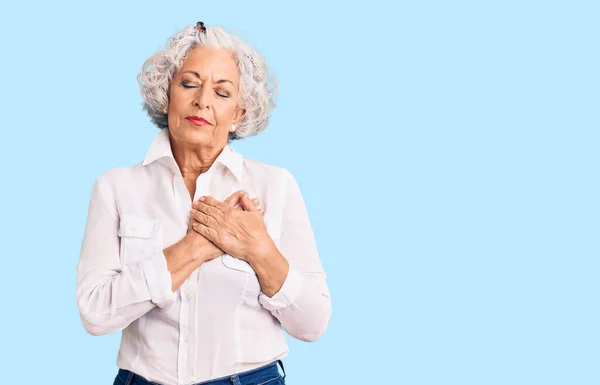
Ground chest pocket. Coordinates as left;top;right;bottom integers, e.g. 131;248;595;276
117;216;162;264
220;215;283;274
221;254;257;275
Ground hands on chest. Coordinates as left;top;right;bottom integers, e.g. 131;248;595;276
178;190;288;297
189;190;274;264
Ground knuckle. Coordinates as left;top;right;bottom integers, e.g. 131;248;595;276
199;224;209;236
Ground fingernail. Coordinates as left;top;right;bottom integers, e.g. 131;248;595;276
199;197;205;201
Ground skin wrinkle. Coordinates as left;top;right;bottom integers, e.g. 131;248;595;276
76;25;330;384
161;39;291;348
167;46;245;191
159;47;262;293
191;195;289;297
138;24;278;137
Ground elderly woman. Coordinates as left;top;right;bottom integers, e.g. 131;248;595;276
76;21;331;385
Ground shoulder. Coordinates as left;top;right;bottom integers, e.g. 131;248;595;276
242;157;294;182
242;158;304;201
93;161;148;191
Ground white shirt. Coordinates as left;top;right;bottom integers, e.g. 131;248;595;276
76;129;332;385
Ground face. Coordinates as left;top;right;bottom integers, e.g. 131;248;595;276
166;46;244;149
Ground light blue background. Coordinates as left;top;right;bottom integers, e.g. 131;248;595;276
0;1;598;384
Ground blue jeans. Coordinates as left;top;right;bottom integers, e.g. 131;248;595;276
113;360;286;385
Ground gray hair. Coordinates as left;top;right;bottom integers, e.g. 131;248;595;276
137;23;278;141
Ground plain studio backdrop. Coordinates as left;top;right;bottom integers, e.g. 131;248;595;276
0;1;597;384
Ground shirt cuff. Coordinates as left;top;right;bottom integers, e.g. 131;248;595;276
141;251;177;309
258;266;305;311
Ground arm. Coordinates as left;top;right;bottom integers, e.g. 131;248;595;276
166;232;223;292
76;175;215;336
250;169;332;342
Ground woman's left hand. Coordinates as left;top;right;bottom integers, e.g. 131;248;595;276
190;192;273;262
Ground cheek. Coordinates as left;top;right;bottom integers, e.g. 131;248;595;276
214;102;238;125
168;90;185;113
166;92;187;130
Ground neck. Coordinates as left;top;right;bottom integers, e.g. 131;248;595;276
170;135;227;180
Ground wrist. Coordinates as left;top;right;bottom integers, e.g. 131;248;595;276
248;246;289;297
182;233;223;265
181;234;207;264
247;239;277;265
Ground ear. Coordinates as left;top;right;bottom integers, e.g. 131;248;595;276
233;107;245;124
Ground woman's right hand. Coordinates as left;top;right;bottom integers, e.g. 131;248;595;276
183;190;262;264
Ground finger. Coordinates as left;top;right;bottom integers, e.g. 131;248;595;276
247;197;260;209
190;208;220;227
238;197;259;212
241;192;259;212
198;195;223;209
188;218;200;233
192;222;218;242
223;190;246;208
193;200;225;219
259;208;264;216
188;215;198;229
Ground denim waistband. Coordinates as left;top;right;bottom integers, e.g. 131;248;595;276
116;360;285;385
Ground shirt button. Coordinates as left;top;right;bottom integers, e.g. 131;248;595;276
185;336;189;343
187;294;192;301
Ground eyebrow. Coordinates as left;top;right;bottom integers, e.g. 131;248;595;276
181;71;235;86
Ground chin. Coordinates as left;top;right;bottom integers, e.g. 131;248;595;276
185;128;209;138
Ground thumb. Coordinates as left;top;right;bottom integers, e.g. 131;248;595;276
223;190;245;208
241;192;259;212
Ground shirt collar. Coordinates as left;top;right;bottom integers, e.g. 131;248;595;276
143;129;244;180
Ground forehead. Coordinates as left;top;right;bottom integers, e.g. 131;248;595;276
178;46;239;84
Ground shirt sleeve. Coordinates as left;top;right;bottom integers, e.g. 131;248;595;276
76;175;177;336
258;169;332;342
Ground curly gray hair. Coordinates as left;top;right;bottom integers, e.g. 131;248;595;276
137;23;278;141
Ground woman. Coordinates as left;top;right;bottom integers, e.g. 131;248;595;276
76;21;332;385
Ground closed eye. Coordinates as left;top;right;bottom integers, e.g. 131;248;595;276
181;81;230;98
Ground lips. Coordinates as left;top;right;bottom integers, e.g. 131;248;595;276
185;116;211;126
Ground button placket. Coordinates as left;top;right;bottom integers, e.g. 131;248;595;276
177;287;191;384
194;170;211;202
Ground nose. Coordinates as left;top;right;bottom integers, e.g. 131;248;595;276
193;85;211;110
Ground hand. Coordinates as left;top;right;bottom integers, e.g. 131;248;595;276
183;190;261;264
190;192;272;262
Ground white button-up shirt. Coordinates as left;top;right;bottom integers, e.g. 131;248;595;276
76;129;332;385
